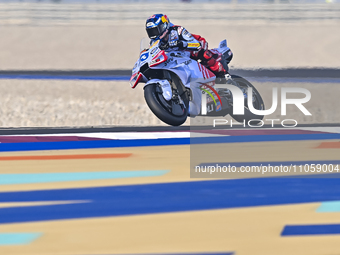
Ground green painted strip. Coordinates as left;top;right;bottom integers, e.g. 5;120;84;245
0;233;41;245
0;170;170;185
317;201;340;212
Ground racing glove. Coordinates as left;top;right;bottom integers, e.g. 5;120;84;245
159;41;169;50
168;40;188;50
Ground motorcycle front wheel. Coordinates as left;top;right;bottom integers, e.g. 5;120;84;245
144;84;188;126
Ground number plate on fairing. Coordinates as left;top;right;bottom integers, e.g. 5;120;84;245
140;52;149;63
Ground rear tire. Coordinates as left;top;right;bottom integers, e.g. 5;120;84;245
229;75;265;124
144;84;188;126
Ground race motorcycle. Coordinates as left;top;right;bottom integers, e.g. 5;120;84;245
130;38;265;126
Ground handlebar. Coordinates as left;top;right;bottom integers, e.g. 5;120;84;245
159;41;169;50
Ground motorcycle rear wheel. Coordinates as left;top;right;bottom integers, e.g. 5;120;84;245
229;75;265;124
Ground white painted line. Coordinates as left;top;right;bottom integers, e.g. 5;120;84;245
0;200;90;208
298;127;340;134
0;132;191;140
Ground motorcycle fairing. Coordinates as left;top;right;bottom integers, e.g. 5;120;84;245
131;40;218;89
130;72;147;88
130;39;228;116
216;39;231;55
149;50;168;67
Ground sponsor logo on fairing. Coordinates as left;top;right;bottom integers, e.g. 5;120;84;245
184;59;192;65
220;40;227;48
200;83;223;112
140;52;149;61
150;47;160;56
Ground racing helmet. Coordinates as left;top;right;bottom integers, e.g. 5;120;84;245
145;14;170;40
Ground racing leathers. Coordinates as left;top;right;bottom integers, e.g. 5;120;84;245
155;25;229;77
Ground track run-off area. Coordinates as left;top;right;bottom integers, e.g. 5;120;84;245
0;124;339;255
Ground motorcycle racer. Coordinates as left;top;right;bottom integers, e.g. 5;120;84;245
145;14;232;78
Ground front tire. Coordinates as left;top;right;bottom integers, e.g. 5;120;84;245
144;84;188;126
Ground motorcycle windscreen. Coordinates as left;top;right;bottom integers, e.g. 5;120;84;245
140;38;150;53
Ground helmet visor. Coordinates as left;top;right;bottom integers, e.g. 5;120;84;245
146;26;161;39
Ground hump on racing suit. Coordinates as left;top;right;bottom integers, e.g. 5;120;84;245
152;24;231;78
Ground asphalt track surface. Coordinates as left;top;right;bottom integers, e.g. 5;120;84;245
0;123;340;135
0;123;339;255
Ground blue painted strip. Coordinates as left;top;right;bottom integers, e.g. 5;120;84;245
317;201;340;212
199;160;340;168
282;224;340;236
0;233;41;245
0;138;190;152
2;177;340;224
0;74;129;81
0;133;340;152
0;170;169;185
